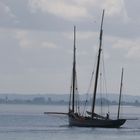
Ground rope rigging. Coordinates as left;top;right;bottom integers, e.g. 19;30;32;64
102;49;110;114
82;44;110;117
82;51;98;116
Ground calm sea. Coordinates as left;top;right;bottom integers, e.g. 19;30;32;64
0;104;140;140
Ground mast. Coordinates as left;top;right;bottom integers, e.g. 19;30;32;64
117;68;124;119
72;26;76;112
91;10;105;118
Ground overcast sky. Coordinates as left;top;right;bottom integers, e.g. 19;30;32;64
0;0;140;95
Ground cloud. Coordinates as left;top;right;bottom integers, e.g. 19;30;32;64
28;0;129;22
0;1;17;20
102;0;128;20
15;30;57;49
15;30;31;48
109;36;140;59
63;31;98;40
28;0;90;20
42;41;57;49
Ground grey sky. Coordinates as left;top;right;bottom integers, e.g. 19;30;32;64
0;0;140;95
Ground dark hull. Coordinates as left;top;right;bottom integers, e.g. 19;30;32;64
69;115;126;128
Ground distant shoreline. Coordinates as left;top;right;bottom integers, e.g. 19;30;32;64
0;93;140;106
0;99;140;106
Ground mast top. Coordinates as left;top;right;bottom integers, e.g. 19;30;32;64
100;10;105;30
99;9;105;41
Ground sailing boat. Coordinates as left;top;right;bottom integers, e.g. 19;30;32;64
68;10;126;128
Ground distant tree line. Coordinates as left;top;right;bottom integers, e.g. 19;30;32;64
0;96;140;106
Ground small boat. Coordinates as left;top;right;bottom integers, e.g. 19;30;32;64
68;9;126;128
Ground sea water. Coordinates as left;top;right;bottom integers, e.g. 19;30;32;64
0;104;140;140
